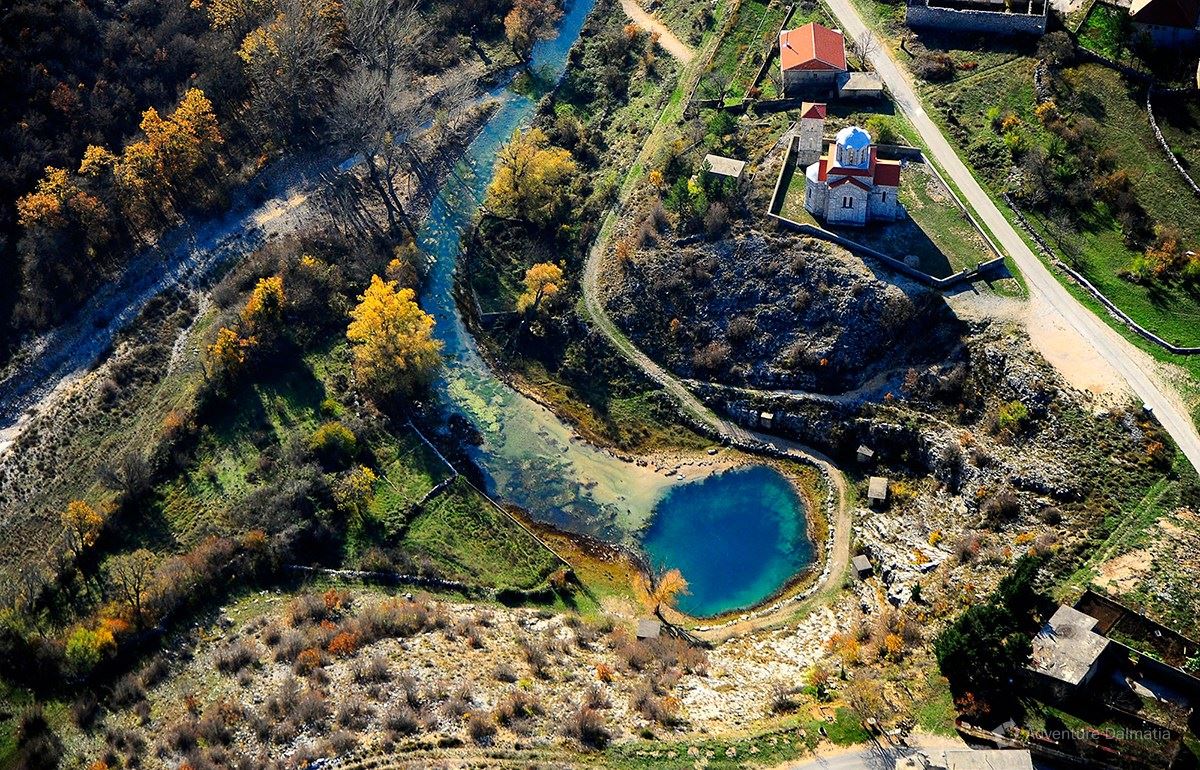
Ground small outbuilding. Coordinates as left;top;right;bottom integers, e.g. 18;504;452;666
867;476;889;507
636;618;662;640
1026;605;1112;702
852;554;874;579
703;153;747;181
836;71;884;99
856;444;875;464
759;411;775;429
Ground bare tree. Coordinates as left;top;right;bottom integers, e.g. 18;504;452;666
108;549;158;628
97;449;151;500
343;0;426;76
851;30;879;70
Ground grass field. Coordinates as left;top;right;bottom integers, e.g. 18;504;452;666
400;477;561;590
929;60;1200;347
701;0;789;105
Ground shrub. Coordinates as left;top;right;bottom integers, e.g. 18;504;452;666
703;202;730;238
583;684;611;710
770;680;803;713
215;638;258;675
71;695;100;730
996;400;1029;433
139;655;170;688
495;689;544;726
493;662;518;682
266;677;302;720
294;689;330;726
443;685;474;719
327;631;359;657
109;674;145;709
335;694;371;730
383;703;421;736
308;422;357;468
326;730;359;754
273;630;307;662
691;340;730;373
519;637;551;678
564;705;610;749
981;489;1021;522
288;593;331;627
466;711;497;744
294;648;324;675
352;653;391;683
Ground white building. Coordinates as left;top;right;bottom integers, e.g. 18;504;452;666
804;124;902;226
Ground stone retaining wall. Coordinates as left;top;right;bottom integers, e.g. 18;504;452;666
905;1;1047;35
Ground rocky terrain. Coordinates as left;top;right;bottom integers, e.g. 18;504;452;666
603;227;964;394
59;587;865;769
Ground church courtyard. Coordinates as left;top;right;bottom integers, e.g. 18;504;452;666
777;148;992;279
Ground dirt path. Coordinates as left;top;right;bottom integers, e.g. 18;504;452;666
578;17;852;643
821;0;1200;474
620;0;694;62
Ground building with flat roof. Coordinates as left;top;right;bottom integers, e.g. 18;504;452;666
1027;605;1112;701
703;154;747;181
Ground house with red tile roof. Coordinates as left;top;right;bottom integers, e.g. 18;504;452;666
779;22;847;95
803;125;902;226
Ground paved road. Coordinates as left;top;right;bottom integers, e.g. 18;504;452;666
621;0;695;62
822;0;1200;474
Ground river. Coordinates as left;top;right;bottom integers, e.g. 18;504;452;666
416;0;816;617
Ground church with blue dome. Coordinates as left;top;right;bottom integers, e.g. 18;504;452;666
802;120;903;227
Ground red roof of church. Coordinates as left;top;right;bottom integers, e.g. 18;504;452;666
800;102;827;119
780;23;847;72
816;147;901;187
874;159;901;187
830;176;872;191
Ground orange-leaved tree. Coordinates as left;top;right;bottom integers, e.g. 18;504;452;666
517;262;564;314
633;568;689;616
346;275;442;401
485;128;576;226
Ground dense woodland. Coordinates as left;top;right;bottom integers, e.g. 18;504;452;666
0;0;518;361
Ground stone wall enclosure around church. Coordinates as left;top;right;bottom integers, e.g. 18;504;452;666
767;135;1006;290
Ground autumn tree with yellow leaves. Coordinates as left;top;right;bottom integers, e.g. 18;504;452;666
205;327;256;384
346;275;442;401
62;500;105;559
485;128;577;226
241;275;286;342
517;262;564;314
633;568;689;617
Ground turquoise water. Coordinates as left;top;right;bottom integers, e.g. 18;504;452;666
413;0;816;613
642;467;814;618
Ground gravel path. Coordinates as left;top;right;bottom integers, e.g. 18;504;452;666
620;0;695;62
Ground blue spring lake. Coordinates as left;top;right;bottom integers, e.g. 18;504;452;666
641;466;815;618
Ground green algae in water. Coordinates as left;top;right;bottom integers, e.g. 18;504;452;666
642;466;814;618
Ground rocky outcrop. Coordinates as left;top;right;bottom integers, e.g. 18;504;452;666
605;228;965;394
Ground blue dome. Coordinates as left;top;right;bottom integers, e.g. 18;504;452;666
835;125;871;150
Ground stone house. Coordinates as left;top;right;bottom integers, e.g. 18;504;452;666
779;23;847;95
